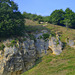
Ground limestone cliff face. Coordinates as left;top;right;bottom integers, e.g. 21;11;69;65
0;30;63;75
0;39;36;75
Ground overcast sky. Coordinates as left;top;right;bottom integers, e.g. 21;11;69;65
13;0;75;16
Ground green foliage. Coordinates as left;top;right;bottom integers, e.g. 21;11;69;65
6;40;18;47
15;38;19;42
64;8;75;28
23;12;44;22
48;8;75;29
43;16;50;22
49;9;65;25
6;43;12;47
7;40;16;47
43;33;50;40
0;44;5;50
59;36;62;40
29;34;35;40
50;31;56;37
23;8;75;29
63;19;71;29
11;40;16;44
39;36;43;39
0;0;25;37
66;38;69;42
56;40;59;46
23;38;27;41
49;34;52;39
25;25;37;33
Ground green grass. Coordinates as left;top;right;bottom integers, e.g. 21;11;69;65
6;40;18;47
22;19;75;75
25;19;75;41
22;45;75;75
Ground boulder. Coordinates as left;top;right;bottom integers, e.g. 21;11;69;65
48;37;63;55
66;39;75;48
4;46;18;57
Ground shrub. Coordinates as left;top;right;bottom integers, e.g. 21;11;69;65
11;40;16;44
50;31;56;37
23;38;27;41
6;40;17;47
29;34;35;40
39;36;43;39
49;34;52;39
6;43;13;47
15;38;19;42
43;33;50;40
0;44;5;50
56;40;59;46
0;0;25;37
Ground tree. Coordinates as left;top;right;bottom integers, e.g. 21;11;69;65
36;15;43;23
43;16;50;22
22;12;44;23
22;12;29;19
64;8;75;28
48;8;75;29
64;19;71;30
49;9;65;25
0;0;25;37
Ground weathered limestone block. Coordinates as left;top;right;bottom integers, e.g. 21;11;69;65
41;30;48;33
48;37;63;55
0;51;3;57
4;46;18;57
35;39;45;57
67;39;75;48
29;40;35;50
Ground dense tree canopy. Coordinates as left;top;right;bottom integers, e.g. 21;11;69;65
22;12;44;23
0;0;25;37
50;9;65;25
48;9;65;25
64;8;75;28
48;8;75;28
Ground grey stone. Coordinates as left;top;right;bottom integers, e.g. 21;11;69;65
4;46;18;57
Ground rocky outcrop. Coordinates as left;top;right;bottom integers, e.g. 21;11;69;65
66;38;75;48
0;39;36;75
0;30;63;75
49;37;63;55
35;31;63;56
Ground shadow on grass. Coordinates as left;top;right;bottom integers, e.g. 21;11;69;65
62;42;67;50
30;57;42;69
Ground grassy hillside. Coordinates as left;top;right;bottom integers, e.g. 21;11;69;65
25;19;75;42
22;19;75;75
22;46;75;75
